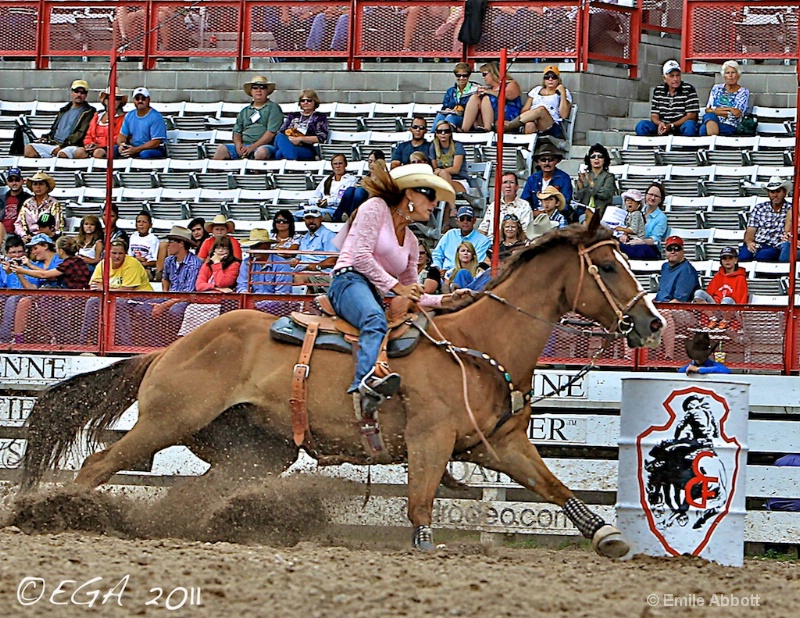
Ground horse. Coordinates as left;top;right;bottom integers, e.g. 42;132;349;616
20;226;664;556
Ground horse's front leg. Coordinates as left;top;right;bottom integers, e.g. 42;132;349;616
471;429;630;559
405;425;455;551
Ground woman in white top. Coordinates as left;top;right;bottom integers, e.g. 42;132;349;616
505;65;573;139
309;152;359;221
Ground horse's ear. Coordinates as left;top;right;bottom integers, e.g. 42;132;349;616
585;208;601;237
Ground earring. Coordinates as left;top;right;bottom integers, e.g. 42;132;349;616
408;202;415;212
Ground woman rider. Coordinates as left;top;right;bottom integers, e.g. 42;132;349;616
328;164;455;417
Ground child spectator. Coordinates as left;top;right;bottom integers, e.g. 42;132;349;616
694;246;748;305
196;236;241;292
447;241;479;291
536;187;568;228
12;235;89;289
77;214;104;271
36;213;58;241
105;203;129;245
188;217;209;252
615;189;646;242
197;214;242;260
678;332;731;375
128;210;160;276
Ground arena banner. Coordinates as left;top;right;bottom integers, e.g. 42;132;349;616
617;378;749;566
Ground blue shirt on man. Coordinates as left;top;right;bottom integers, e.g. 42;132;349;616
655;259;699;302
296;225;338;269
120;109;168;147
391;140;429;166
521;168;574;214
432;228;491;273
162;252;202;292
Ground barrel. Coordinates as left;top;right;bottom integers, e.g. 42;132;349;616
616;377;749;566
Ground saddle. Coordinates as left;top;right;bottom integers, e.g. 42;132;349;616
269;295;427;463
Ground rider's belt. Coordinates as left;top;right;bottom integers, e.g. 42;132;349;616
332;266;357;278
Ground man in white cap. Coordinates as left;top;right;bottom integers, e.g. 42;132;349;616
213;75;284;161
24;79;96;159
291;205;338;290
115;87;167;159
635;60;699;137
740;176;791;262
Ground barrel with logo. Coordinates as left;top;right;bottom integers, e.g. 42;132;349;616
616;377;749;566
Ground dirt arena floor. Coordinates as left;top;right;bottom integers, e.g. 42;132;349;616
0;478;798;617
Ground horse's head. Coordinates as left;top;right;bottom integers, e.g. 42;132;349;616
568;232;664;348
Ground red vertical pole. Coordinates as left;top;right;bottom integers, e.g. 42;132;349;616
37;0;48;69
491;48;507;277
783;74;800;373
681;0;692;73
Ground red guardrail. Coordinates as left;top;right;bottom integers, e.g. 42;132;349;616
642;0;682;35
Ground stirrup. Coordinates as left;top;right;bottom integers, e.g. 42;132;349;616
358;372;401;403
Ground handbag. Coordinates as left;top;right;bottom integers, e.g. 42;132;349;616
735;113;758;136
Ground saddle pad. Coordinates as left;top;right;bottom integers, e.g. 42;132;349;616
270;314;427;358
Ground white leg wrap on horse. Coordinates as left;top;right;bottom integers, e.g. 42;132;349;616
563;497;605;539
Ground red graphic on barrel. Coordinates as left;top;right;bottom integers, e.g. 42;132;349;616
636;386;742;556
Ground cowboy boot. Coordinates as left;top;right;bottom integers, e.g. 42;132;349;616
504;116;524;133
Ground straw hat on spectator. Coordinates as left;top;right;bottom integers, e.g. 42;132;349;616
241;228;276;247
204;214;235;233
99;87;128;106
243;75;276;97
390;163;456;205
525;212;557;240
26;171;56;193
536;186;566;211
165;225;196;248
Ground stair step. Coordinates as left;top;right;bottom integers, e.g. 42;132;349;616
608;117;639;132
586;130;626;148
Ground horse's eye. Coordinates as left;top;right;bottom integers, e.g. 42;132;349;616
600;263;615;274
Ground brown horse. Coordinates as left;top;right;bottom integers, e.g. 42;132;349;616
20;226;663;556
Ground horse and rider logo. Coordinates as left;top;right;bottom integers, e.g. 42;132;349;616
636;386;742;556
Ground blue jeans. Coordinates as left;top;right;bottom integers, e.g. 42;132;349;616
267;132;317;161
779;241;799;263
332;186;369;221
620;243;661;260
113;145;166;159
739;244;780;262
699;113;737;136
635;119;698;137
433;112;463;130
306;13;349;51
328;271;386;392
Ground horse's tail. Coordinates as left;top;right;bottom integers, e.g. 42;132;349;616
19;351;162;492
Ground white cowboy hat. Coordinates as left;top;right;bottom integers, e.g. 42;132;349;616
764;176;791;192
525;212;557;240
243;75;276;97
390;163;456;205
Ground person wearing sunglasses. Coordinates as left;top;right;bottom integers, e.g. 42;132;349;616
574;143;617;223
329;163;459;423
115;87;168;159
505;65;572;139
431;204;491;274
263;89;328;161
520;144;574;220
429;120;470;220
654;236;700;303
461;61;522;133
391;116;429;169
0;167;31;245
213;76;285;161
23;79;96;159
433;63;481;132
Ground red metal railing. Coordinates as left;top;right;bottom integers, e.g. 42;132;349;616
642;0;682;35
11;0;639;73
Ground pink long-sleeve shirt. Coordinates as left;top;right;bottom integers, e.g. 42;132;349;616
334;197;441;308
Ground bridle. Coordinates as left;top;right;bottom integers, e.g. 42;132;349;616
573;240;647;336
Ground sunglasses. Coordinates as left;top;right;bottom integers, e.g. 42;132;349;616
454;73;470;78
250;84;268;90
503;214;520;222
481;71;489;77
665;245;683;252
72;88;88;94
544;74;559;80
412;187;437;201
435;129;452;135
7;176;22;182
410;124;426;130
274;218;289;223
589;153;604;160
458;216;474;222
134;95;147;101
538;157;556;163
299;98;313;103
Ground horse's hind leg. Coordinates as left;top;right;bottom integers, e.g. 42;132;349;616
472;430;629;559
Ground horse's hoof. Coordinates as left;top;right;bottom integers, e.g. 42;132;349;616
592;525;630;559
412;525;435;551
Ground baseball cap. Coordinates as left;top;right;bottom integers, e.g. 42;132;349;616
36;213;55;228
6;167;22;180
302;206;322;218
543;65;560;77
25;233;53;247
665;235;684;248
662;60;681;76
719;246;737;258
70;80;89;91
132;87;151;98
456;205;475;219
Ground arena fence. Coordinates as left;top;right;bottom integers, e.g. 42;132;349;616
0;360;796;547
642;0;682;35
3;0;641;72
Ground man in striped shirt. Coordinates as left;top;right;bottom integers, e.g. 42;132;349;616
635;60;699;137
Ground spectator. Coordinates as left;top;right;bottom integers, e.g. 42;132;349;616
291;206;338;291
619;182;669;260
700;61;750;137
115;87;168;159
432;205;491;272
408;151;430;164
574;143;617;222
213;76;284;161
536;187;568;229
521;145;574;219
694;247;748;305
461;61;523;132
635;60;699;137
106;203;129;246
236;228;279;293
1;236;27;289
128;210;160;276
615;189;646;242
15;172;64;241
187;217;209;251
447;241;479;291
265;89;328;161
195;236;241;293
23;79;95;158
73;87;127;159
263;209;301;294
305;153;359;221
655;236;699;303
35;213;57;241
479;171;532;239
391;117;429;169
305;7;349;51
76;214;104;271
482;213;526;265
417;243;442;294
429;121;469;209
505;65;573;139
10;233;63;289
333;150;385;222
89;239;152;291
740;176;791;262
433;63;481;131
197;215;243;260
678;331;731;375
765;454;800;512
0;166;31;245
13;236;89;289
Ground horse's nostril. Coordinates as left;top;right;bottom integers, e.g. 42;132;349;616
650;319;663;333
